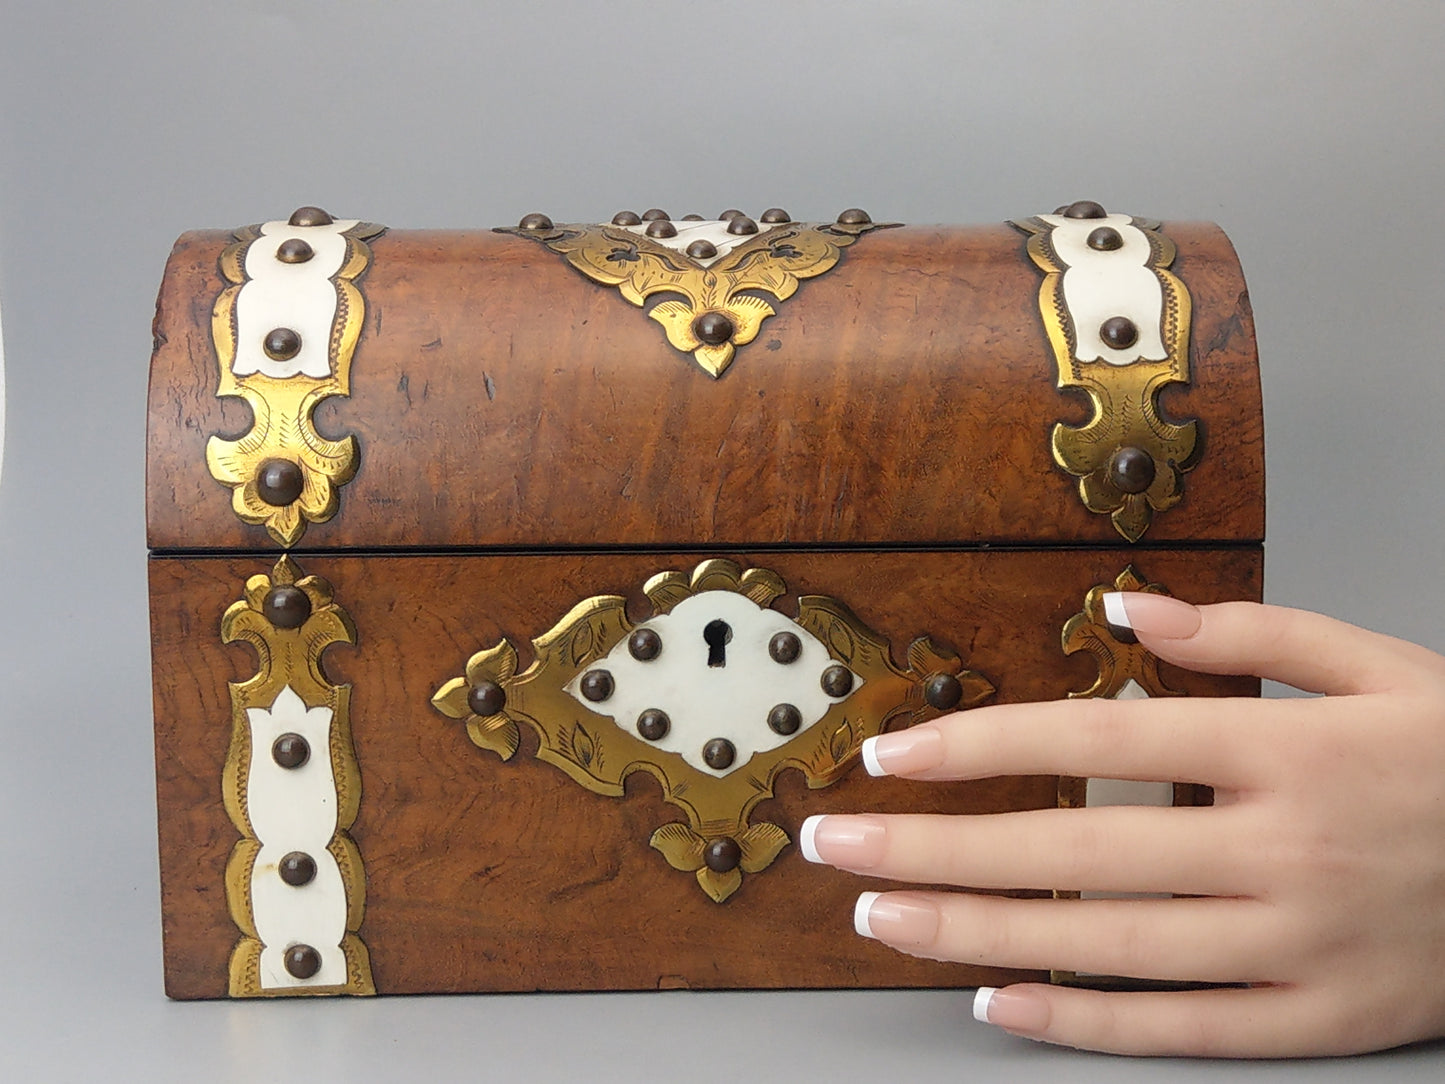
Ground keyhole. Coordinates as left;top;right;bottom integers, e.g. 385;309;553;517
704;620;732;668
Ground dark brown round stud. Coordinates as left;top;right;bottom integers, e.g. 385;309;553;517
641;208;670;221
1062;200;1107;220
283;944;322;979
255;458;304;507
1100;315;1139;351
836;208;872;225
467;680;507;717
718;209;745;220
580;669;614;702
703;738;736;770
726;216;758;236
1087;226;1124;252
263;327;301;361
767;703;802;736
262;585;312;630
628;628;662;661
276;238;314;264
769;631;801;664
703;836;742;873
760;208;791;224
518;213;553;230
685;239;719;260
636;709;670;741
1108;446;1156;494
272;733;310;769
278;851;317;887
692;312;734;346
680;213;705;221
1053;205;1070;215
611;210;642;226
288;206;333;227
645;219;677;238
821;664;854;698
923;673;963;711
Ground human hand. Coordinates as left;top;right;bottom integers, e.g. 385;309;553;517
800;595;1445;1057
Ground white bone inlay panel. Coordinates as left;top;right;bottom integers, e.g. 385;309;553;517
1039;213;1167;366
245;685;348;989
233;218;361;380
615;220;783;268
566;590;860;777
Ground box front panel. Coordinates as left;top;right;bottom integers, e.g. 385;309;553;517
151;547;1260;999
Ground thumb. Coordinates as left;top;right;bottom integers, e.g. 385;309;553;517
1103;594;1437;697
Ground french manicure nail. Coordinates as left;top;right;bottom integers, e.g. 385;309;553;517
861;726;944;777
854;891;940;945
1102;591;1202;640
799;814;886;868
973;986;1051;1034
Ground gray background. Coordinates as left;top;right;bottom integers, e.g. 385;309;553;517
2;0;1443;1079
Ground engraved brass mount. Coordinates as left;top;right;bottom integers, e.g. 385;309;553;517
433;558;994;902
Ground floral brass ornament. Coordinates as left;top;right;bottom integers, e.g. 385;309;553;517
1013;209;1199;542
221;555;374;997
206;212;385;546
503;215;896;377
433;558;993;902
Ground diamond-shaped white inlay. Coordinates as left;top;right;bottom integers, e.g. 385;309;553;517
614;220;783;268
565;590;860;777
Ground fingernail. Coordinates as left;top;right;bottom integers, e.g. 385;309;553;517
854;891;940;945
973;986;1051;1034
1102;591;1201;641
799;814;885;868
861;726;944;777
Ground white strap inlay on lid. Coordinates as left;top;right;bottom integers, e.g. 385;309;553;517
244;685;349;989
1039;213;1167;366
615;219;783;267
233;219;361;380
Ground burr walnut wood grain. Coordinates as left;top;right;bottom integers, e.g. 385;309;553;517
146;223;1262;552
152;547;1260;999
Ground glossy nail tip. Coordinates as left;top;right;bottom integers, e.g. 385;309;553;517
861;736;885;776
854;891;882;939
973;986;997;1024
799;814;824;864
1102;591;1131;630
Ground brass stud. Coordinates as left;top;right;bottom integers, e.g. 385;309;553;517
645;219;677;239
1087;226;1124;252
636;709;670;741
703;836;742;873
1100;315;1139;351
703;738;736;770
923;673;963;711
692;312;734;346
685;239;719;260
271;733;310;769
263;327;301;361
580;669;614;702
760;208;791;224
1108;446;1156;495
821;665;854;698
1062;200;1107;220
262;585;312;630
518;213;553;230
726;216;758;236
276;238;314;264
611;210;642;226
718;209;745;220
680;213;705;221
628;628;662;661
836;208;872;225
283;944;322;979
769;632;801;664
278;851;317;887
255;458;304;507
641;208;670;221
287;206;333;228
767;703;802;736
467;680;506;716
